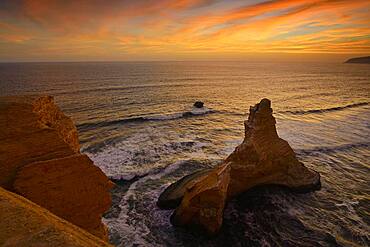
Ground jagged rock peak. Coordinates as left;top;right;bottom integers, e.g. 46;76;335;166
244;98;277;140
158;98;321;235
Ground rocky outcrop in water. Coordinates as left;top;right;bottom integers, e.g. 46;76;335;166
345;56;370;64
193;101;204;108
0;187;112;247
159;98;321;234
225;98;320;196
157;169;211;209
171;163;231;235
0;95;112;240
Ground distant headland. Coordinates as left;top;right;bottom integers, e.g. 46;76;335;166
345;56;370;64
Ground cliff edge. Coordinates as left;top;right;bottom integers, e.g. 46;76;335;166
0;95;112;240
0;187;112;247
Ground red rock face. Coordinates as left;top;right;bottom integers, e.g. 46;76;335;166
0;95;112;240
0;96;77;189
14;154;112;239
169;98;321;234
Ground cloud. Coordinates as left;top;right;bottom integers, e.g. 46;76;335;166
0;0;369;60
20;0;215;30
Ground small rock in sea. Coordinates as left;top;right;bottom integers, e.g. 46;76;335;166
193;101;204;108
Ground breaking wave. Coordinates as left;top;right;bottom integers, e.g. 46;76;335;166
296;142;370;156
280;102;369;115
77;107;216;132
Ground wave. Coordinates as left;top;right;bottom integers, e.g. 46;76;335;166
77;107;216;132
54;80;218;96
296;142;369;156
280;102;369;115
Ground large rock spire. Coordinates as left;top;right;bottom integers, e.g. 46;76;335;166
159;98;321;234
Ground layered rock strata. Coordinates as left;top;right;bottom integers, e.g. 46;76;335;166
157;169;212;209
225;98;320;196
171;163;230;235
0;187;112;247
160;98;321;234
0;95;112;240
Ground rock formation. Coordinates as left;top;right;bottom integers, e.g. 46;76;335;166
0;95;112;240
13;154;112;239
0;95;79;189
157;169;211;209
159;98;321;234
171;163;230;235
225;98;320;196
193;101;204;108
345;56;370;64
0;187;112;247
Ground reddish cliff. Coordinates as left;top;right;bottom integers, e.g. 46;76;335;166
0;95;112;240
14;154;112;239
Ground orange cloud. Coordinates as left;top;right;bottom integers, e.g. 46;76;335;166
17;0;215;33
0;0;369;61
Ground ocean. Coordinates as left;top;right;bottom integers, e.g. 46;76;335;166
0;61;369;246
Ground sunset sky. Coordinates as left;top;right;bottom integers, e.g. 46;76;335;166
0;0;369;62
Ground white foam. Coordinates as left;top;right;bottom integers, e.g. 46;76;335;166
102;159;191;247
190;106;212;115
85;126;212;179
335;201;359;208
144;112;183;120
140;107;213;121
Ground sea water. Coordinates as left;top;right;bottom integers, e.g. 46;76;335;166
1;61;369;246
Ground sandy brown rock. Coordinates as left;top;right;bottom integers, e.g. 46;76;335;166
226;98;320;196
0;95;112;240
0;187;112;247
157;169;212;209
171;163;230;235
0;95;79;189
32;95;80;153
166;98;320;234
14;154;112;240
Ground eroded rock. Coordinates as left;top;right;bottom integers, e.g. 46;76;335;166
0;187;112;247
14;154;112;239
226;98;320;197
0;95;112;240
171;163;230;235
193;101;204;108
162;98;321;234
157;169;212;209
0;95;79;189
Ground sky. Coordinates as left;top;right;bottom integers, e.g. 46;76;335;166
0;0;369;62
